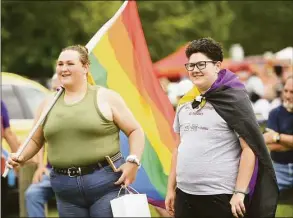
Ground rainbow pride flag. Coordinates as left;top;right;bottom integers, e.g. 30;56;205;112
86;1;176;207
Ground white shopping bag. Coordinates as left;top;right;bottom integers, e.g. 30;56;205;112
110;186;151;217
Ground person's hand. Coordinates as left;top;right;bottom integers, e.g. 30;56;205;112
6;153;25;169
165;188;176;216
263;130;276;144
32;166;49;184
230;193;246;218
114;162;139;186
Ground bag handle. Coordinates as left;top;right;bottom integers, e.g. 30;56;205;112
117;185;139;197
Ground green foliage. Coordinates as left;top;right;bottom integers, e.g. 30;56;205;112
1;1;120;79
137;1;234;61
1;1;293;79
227;1;293;55
276;204;293;217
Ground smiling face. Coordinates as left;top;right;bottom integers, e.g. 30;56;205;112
56;50;88;88
186;52;221;92
283;77;293;112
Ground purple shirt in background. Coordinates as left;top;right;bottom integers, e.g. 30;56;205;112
1;100;10;129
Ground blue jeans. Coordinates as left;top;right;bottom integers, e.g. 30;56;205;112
273;161;293;191
50;158;125;217
25;169;55;217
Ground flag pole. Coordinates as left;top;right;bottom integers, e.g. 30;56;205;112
2;87;64;178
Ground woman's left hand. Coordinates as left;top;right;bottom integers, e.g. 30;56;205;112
114;162;139;186
230;193;246;218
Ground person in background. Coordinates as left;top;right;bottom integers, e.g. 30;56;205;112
25;74;60;217
270;65;284;110
1;100;20;217
264;76;293;191
245;72;272;120
245;72;265;104
176;78;194;101
166;79;194;111
7;44;145;217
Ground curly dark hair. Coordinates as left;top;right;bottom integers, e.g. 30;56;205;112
185;37;223;62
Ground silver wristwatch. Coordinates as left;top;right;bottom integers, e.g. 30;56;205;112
126;155;141;168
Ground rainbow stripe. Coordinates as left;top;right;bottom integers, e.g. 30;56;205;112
86;1;176;206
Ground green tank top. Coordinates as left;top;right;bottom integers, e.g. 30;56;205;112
43;85;120;168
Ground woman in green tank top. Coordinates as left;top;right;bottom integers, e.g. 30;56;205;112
7;45;145;217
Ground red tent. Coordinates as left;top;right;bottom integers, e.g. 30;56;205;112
153;44;252;79
153;44;189;79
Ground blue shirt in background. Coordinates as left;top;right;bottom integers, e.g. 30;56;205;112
267;105;293;164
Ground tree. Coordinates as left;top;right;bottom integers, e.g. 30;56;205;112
2;1;292;79
137;1;234;61
1;1;121;79
227;1;293;55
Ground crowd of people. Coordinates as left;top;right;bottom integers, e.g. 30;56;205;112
2;38;293;218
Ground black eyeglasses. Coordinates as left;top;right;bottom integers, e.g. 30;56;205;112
184;61;217;71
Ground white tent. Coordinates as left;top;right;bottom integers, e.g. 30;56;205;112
275;47;293;60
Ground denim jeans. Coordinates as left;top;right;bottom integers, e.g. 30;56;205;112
25;169;55;217
273;161;293;191
50;158;125;217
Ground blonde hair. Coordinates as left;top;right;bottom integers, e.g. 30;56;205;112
62;45;90;66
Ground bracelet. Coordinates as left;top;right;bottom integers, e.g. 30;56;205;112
233;190;247;195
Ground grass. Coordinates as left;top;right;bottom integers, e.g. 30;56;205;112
276;204;293;217
48;209;58;217
48;204;293;217
48;204;161;217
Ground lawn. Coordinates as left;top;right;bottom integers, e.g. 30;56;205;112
48;204;293;217
48;204;162;217
276;204;293;217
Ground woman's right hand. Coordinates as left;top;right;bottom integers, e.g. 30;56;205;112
165;188;176;216
6;153;25;169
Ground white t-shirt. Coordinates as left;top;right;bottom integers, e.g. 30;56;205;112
173;102;241;195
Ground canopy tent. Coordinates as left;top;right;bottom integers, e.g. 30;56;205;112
275;47;293;65
153;44;189;79
153;43;250;79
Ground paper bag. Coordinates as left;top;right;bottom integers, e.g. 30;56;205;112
110;186;151;217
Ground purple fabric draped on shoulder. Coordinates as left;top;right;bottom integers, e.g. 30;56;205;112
209;69;245;92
